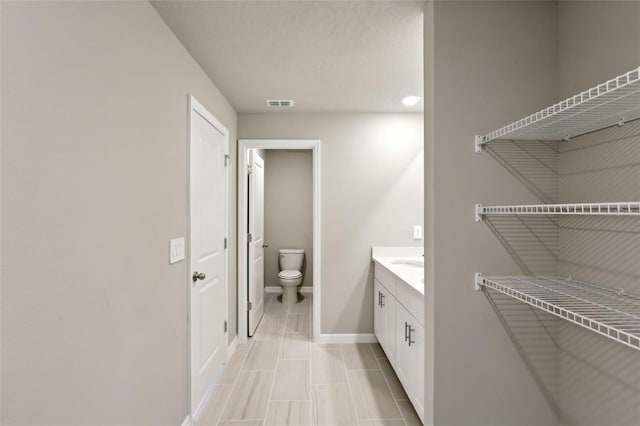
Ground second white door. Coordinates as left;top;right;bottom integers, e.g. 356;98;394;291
248;150;265;336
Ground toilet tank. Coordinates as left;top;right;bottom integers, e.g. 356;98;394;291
279;249;305;271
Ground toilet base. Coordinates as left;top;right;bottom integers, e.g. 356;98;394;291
278;292;304;304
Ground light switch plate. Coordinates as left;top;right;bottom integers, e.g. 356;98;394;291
170;238;185;264
413;225;423;240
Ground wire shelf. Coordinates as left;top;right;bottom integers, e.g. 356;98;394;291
475;202;640;221
475;275;640;351
475;66;640;149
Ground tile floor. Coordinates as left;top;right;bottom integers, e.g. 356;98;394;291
195;293;422;426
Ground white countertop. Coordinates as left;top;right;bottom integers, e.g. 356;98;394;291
372;247;424;295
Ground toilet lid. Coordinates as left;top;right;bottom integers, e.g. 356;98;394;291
278;270;302;279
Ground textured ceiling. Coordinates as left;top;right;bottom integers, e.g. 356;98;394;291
151;0;424;113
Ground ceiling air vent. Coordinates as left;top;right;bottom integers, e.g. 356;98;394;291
266;99;295;108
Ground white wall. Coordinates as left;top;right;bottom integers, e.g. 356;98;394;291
1;2;237;424
264;150;314;288
239;113;423;334
425;2;560;425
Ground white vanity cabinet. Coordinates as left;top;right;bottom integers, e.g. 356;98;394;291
373;260;424;423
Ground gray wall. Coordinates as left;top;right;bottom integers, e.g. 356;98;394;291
557;3;640;425
558;1;640;100
1;2;237;424
425;2;560;425
239;113;423;334
423;1;435;422
264;150;314;288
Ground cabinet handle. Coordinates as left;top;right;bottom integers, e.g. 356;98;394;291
380;293;385;307
404;322;409;342
408;324;415;346
377;291;381;307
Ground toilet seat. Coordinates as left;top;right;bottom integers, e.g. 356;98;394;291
278;270;302;279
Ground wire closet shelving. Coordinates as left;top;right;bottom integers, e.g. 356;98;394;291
475;202;640;222
474;65;640;351
474;66;640;152
475;275;640;351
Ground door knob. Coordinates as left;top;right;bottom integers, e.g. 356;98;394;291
192;272;206;282
262;243;269;248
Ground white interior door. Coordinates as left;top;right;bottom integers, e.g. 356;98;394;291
248;150;265;336
190;100;227;414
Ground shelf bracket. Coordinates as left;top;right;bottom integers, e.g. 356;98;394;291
475;272;483;291
475;204;484;222
474;135;484;153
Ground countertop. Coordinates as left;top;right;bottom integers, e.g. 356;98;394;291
372;246;424;295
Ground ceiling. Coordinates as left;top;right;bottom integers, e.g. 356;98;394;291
151;0;424;113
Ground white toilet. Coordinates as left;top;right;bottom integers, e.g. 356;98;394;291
278;249;305;304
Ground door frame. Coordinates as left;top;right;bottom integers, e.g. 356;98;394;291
188;95;230;419
238;139;322;344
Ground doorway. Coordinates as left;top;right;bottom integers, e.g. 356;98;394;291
238;139;321;344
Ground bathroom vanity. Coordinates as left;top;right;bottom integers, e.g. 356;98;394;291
372;247;424;423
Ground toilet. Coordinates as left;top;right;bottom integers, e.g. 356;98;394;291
278;249;305;304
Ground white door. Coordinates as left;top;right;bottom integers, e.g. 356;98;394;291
248;150;265;336
382;285;396;365
374;280;384;348
190;98;228;414
394;304;412;393
410;322;425;423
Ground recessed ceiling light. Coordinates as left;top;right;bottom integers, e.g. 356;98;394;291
401;96;421;106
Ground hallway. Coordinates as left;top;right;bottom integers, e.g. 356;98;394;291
195;293;422;425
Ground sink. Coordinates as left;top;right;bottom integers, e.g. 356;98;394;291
392;259;424;267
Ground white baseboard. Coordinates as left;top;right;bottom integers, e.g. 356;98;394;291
318;333;377;344
189;336;238;425
193;366;224;422
265;286;313;294
227;335;238;360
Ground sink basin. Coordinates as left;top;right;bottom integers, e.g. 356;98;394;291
392;259;424;267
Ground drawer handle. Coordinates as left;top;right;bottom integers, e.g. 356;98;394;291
380;293;385;307
407;324;415;346
378;291;381;307
404;322;409;342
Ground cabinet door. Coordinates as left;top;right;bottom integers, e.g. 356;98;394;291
408;320;425;423
394;304;412;392
374;280;385;349
396;303;425;423
381;284;396;364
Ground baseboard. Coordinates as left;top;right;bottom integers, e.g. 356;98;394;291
318;333;377;344
189;337;238;425
265;286;313;294
227;335;238;360
192;375;219;422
